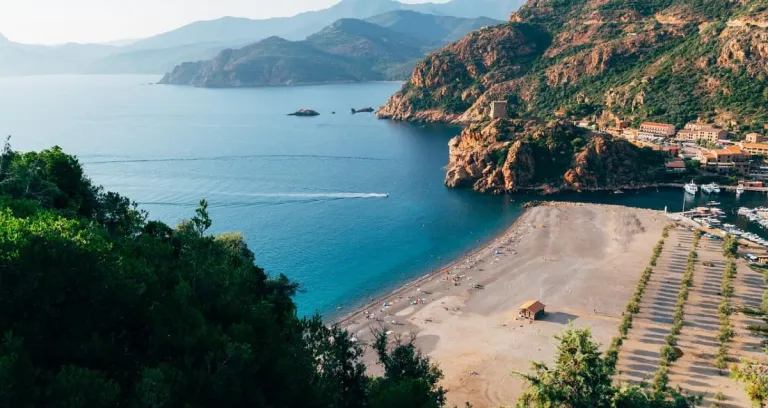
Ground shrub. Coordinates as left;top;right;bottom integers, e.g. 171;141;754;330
660;345;678;363
619;314;633;336
718;301;731;317
665;333;678;347
713;391;726;401
716;257;736;368
693;229;703;247
652;365;670;394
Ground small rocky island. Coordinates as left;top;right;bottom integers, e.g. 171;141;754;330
288;109;320;117
351;107;374;114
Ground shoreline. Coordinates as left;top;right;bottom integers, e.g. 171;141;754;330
334;201;659;327
339;202;670;407
333;207;531;326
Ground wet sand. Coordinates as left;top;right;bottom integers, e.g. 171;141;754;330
338;202;669;407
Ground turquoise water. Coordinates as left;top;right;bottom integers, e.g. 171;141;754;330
4;75;768;317
0;75;524;316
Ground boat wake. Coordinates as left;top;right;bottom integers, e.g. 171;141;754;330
222;192;388;199
83;154;388;165
138;192;388;208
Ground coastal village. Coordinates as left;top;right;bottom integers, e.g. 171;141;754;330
487;100;768;190
586;116;768;187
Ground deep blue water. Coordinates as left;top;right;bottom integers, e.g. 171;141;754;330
3;75;768;317
0;75;523;316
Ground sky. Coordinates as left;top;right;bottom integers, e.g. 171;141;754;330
0;0;441;45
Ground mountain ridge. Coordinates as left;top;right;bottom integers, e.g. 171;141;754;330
126;0;520;51
378;0;768;131
158;19;427;87
0;0;518;76
159;13;503;87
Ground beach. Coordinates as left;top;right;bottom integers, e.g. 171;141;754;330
339;202;670;407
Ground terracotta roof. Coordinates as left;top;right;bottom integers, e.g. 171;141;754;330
519;300;546;313
640;122;675;129
741;143;768;149
666;161;686;168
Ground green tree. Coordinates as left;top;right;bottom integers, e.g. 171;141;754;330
368;330;447;408
0;144;450;407
723;234;739;258
514;327;699;408
191;199;212;237
731;360;768;407
514;326;615;407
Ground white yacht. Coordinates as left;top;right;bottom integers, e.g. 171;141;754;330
684;181;698;195
736;184;745;195
701;183;720;194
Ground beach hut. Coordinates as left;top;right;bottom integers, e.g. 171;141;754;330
518;300;546;320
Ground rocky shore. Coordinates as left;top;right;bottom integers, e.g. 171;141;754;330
443;119;665;194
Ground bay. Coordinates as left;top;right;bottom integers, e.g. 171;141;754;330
3;75;768;317
0;75;523;316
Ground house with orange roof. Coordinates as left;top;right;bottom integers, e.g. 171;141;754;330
738;142;768;156
677;122;728;143
639;122;676;138
698;146;751;174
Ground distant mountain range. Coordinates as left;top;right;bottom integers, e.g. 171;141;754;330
0;0;522;77
159;14;500;87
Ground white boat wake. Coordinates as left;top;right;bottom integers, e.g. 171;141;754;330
225;192;388;199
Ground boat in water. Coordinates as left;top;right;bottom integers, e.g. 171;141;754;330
684;181;698;195
702;183;721;194
736;184;745;195
707;201;721;206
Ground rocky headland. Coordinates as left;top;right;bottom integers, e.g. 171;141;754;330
445;119;664;193
376;0;768;194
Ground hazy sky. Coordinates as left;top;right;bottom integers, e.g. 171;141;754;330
0;0;442;45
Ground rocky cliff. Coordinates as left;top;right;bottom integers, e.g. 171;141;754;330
378;0;768;129
445;119;664;193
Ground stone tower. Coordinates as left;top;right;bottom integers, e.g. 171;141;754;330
490;101;508;120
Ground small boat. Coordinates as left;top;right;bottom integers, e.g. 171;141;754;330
684;181;698;195
736;184;745;195
702;183;721;194
613;190;624;194
707;201;721;206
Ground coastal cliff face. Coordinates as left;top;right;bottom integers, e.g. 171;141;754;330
445;119;664;193
378;0;768;128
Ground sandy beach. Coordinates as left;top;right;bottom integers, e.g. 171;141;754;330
339;202;670;407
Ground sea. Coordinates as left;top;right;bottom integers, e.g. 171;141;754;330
2;75;768;317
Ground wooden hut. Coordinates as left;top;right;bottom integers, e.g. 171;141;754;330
518;300;546;320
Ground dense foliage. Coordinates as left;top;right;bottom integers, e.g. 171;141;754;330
514;327;699;407
0;138;446;408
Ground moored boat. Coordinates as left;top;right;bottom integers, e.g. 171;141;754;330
684;181;698;195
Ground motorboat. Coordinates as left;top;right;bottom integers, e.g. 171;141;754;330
738;207;752;216
707;201;721;206
736;184;745;195
684;181;698;195
702;183;721;194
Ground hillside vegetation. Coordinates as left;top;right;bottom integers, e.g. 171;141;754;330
378;0;768;132
0;138;453;407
